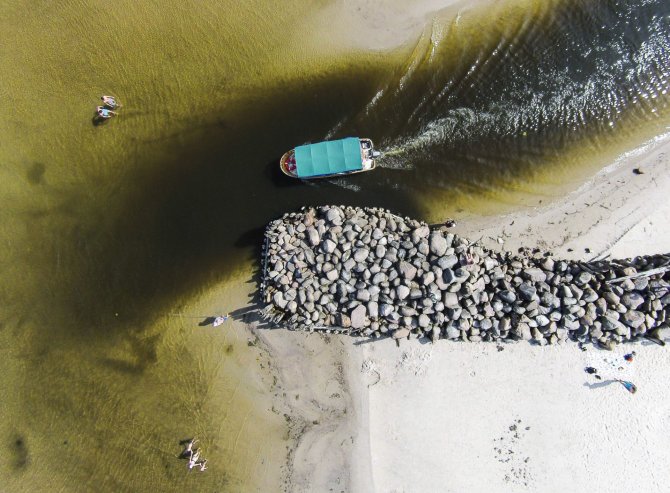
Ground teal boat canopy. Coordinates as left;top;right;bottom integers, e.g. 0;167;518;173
294;137;362;178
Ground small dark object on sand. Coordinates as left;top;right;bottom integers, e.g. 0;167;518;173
585;367;598;374
444;219;456;228
633;167;644;175
594;375;602;380
624;351;636;362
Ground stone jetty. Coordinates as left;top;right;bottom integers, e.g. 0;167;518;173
260;205;670;347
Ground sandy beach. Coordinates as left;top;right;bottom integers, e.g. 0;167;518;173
250;132;670;492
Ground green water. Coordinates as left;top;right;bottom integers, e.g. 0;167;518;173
2;0;670;490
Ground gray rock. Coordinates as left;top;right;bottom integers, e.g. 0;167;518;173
582;288;599;303
322;239;336;254
273;291;287;309
356;289;371;302
622;310;645;329
306;227;320;246
559;285;573;298
576;271;592;285
523;268;547;283
601;315;624;333
335;313;350;328
438;255;459;270
518;283;537;301
621;292;644;310
380;304;393;317
418;314;431;328
517;323;532;340
422;271;436;285
372;272;387;285
326;208;342;224
375;245;386;258
446;324;461;339
541;258;555;272
409;288;423;299
429;233;448;256
326;269;339;282
399;261;417;281
443;292;459;308
354;248;370;262
603;292;620;306
442;268;456;285
367;301;379;319
396;285;410;300
411;225;430;243
400;306;417;317
392;327;411;339
350;305;368;329
498;290;516;303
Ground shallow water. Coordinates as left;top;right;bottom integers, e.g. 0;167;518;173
1;0;669;490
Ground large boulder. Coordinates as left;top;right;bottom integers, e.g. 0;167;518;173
411;225;430;243
399;261;417;281
429;233;448;256
350;305;368;329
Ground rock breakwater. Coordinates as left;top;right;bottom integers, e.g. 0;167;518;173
260;206;670;347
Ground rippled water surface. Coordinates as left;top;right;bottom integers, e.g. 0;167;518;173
1;0;669;490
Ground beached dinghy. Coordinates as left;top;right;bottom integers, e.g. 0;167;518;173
280;137;380;179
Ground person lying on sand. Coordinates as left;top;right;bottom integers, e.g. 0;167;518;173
179;438;198;459
188;448;202;465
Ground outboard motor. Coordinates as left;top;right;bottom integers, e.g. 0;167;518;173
372;151;381;158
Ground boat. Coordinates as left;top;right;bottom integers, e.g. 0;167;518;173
280;137;380;179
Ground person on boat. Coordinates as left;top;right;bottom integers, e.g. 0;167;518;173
287;154;297;172
101;95;118;109
96;106;116;119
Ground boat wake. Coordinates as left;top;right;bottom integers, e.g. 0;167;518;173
348;0;670;189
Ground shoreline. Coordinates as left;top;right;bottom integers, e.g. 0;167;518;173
250;131;670;492
350;131;670;491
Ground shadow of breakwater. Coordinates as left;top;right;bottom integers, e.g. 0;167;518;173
16;67;426;351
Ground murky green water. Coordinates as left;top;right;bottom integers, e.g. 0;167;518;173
2;0;669;490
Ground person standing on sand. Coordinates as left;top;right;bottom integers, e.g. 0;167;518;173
616;379;637;394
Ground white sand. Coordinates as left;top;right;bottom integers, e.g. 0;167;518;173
345;134;670;492
308;0;473;51
254;132;670;492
